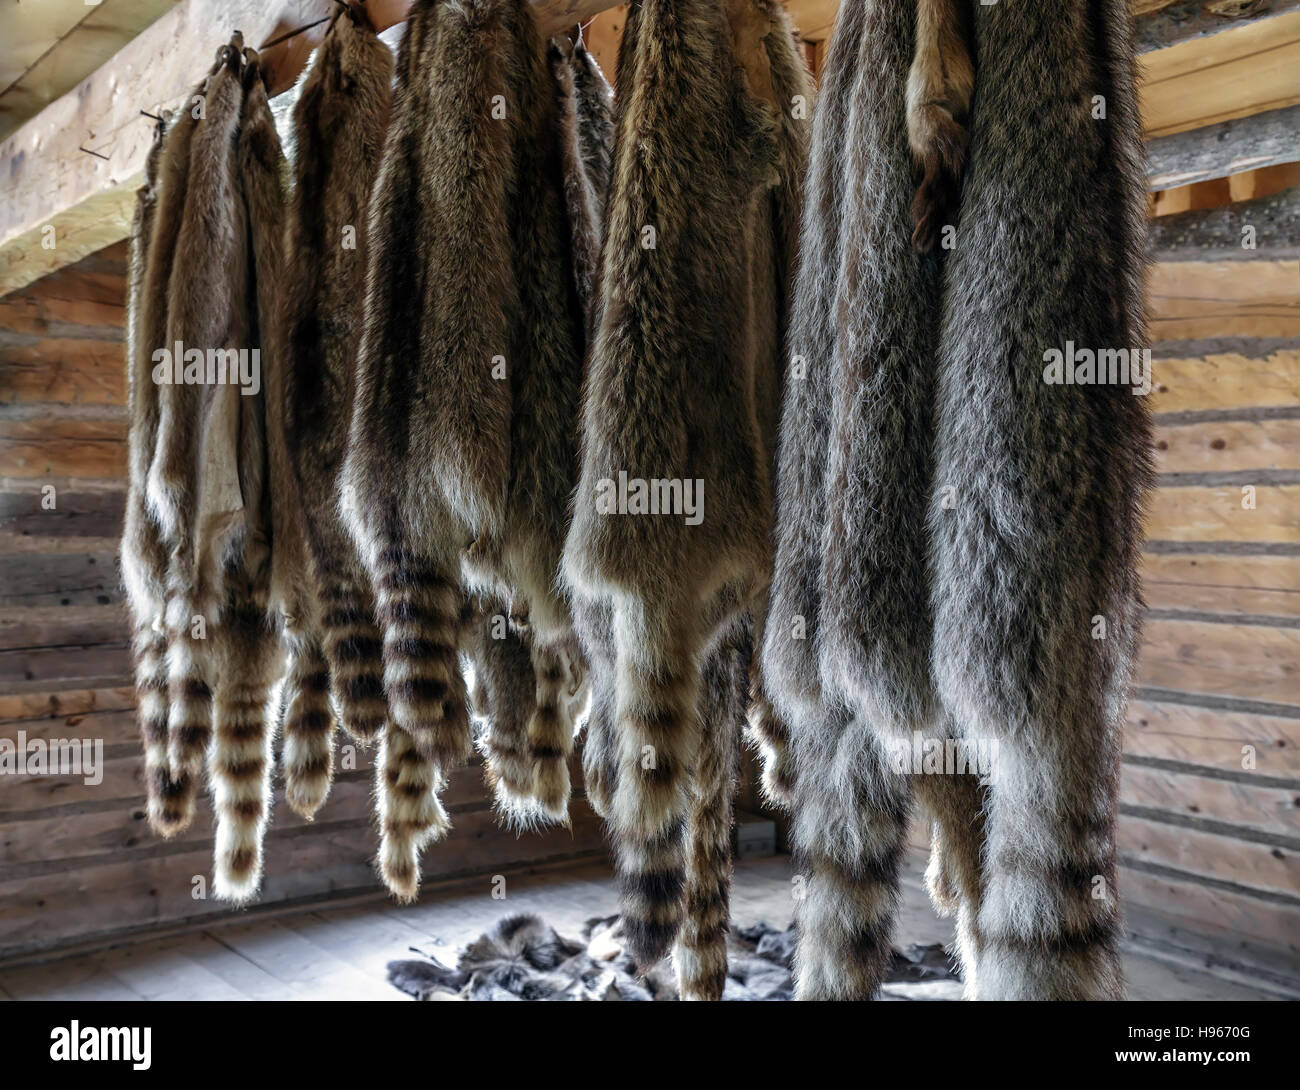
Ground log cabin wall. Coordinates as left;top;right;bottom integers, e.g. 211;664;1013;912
0;244;606;963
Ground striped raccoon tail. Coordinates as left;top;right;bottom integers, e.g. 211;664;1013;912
525;639;578;826
376;722;451;902
610;602;702;969
209;580;280;903
317;569;388;743
792;711;911;1000
162;595;212;837
676;633;744;1001
372;545;471;769
974;732;1125;1000
281;634;335;819
134;619;188;835
906;0;974;251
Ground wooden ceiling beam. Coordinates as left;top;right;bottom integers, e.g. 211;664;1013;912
0;0;615;298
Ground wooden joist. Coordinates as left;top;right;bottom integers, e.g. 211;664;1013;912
0;0;178;144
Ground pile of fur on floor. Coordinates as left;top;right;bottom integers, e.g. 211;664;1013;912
386;914;961;1001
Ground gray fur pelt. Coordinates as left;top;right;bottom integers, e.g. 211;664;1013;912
762;0;1152;1001
342;0;590;897
562;0;812;977
386;913;962;1001
276;4;395;822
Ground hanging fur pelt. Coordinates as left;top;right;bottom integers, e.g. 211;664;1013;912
460;36;612;831
123;112;180;836
129;37;292;902
279;2;394;770
562;0;812;976
204;46;289;902
343;0;590;897
144;39;252;843
762;0;1151;1001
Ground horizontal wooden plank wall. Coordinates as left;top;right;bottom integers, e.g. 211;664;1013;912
1129;191;1300;981
0;246;608;964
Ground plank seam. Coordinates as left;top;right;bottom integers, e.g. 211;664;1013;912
1134;685;1300;719
1119;853;1300;908
1120;801;1300;852
1124;751;1300;791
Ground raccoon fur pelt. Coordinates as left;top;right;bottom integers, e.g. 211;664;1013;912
762;0;1151;1001
208;47;288;903
562;0;812;979
123;112;179;836
342;0;591;896
458;37;612;832
276;4;395;824
126;39;291;902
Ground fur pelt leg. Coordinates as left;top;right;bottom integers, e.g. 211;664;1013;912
318;571;389;743
376;723;451;903
281;635;335;818
911;771;987;998
468;603;544;825
792;711;911;1000
906;0;974;251
573;597;617;821
209;580;279;902
675;630;745;1001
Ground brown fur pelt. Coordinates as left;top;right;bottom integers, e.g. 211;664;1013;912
145;41;251;843
123;112;181;836
127;39;293;903
342;0;591;897
205;47;287;903
279;2;394;758
455;36;612;831
762;0;1151;1000
562;0;812;973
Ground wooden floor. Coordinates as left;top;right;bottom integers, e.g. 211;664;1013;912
0;853;1287;1001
